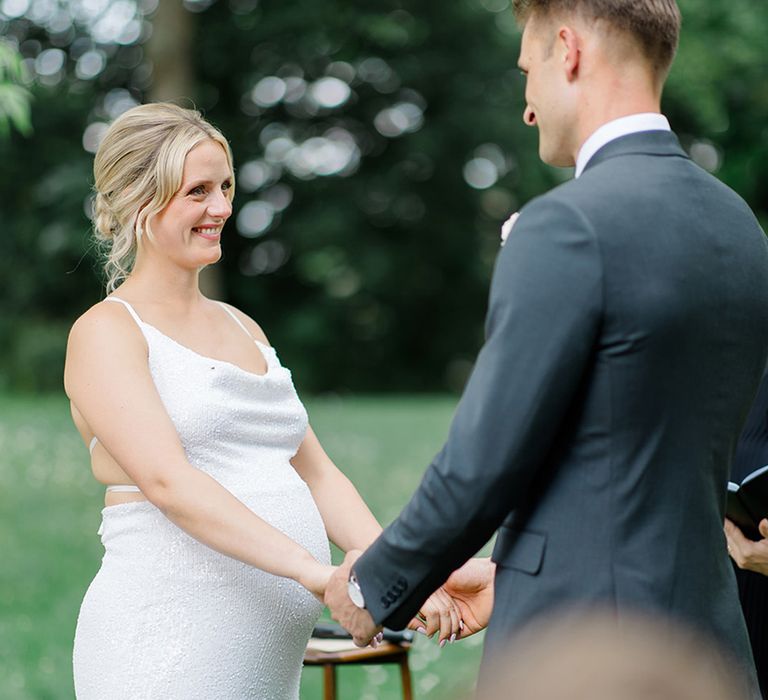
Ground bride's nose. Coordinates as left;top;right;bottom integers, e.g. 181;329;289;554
524;105;536;126
208;190;232;218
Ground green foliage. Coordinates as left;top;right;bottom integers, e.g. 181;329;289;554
666;0;768;220
3;319;69;392
1;0;767;392
0;393;483;699
0;40;32;137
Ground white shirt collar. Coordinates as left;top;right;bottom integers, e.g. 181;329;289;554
574;113;671;178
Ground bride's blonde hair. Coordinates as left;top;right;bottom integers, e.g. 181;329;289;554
92;102;235;292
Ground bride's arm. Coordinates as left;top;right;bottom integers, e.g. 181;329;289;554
291;427;464;642
219;304;383;553
290;427;383;552
64;303;332;600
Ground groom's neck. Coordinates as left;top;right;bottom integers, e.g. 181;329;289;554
570;55;664;163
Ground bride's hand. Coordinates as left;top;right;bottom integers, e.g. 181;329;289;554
442;557;495;639
407;586;463;646
300;562;337;604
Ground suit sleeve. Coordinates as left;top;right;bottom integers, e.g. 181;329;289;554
353;195;604;628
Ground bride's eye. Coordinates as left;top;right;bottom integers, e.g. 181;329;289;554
188;185;206;196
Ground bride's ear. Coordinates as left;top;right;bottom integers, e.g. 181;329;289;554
134;200;151;241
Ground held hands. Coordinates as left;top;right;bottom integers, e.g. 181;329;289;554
325;550;382;646
725;518;768;576
325;551;496;647
407;586;463;647
442;557;495;639
300;562;338;605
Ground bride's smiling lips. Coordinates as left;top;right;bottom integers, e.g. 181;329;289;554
192;224;223;240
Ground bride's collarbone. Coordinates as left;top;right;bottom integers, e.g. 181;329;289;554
126;309;266;375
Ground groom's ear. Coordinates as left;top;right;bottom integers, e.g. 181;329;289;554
557;25;581;82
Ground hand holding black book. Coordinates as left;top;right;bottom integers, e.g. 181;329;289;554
727;464;768;541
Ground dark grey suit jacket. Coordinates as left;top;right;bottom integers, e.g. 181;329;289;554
354;131;768;678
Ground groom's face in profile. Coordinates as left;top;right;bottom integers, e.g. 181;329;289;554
518;13;576;168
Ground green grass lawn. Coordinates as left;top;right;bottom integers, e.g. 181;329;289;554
0;394;486;699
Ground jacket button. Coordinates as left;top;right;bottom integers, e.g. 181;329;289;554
380;597;391;609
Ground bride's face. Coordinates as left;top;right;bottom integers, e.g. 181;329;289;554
144;139;233;269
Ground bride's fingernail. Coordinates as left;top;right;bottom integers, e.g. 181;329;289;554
450;633;456;643
417;627;427;635
460;620;465;631
439;639;447;648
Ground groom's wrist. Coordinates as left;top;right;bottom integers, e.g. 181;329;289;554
348;569;366;609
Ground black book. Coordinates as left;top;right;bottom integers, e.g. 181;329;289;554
727;464;768;540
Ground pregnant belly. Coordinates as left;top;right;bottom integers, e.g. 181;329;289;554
98;481;330;569
75;484;328;699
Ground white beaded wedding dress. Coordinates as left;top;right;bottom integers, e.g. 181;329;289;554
72;297;330;699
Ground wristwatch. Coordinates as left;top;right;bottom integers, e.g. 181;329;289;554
347;569;366;609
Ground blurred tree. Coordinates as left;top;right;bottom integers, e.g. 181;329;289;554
1;0;767;393
143;0;223;299
0;38;31;137
191;0;544;392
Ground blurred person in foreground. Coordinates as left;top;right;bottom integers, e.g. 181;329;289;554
64;102;469;699
725;373;768;697
325;0;768;695
475;609;752;700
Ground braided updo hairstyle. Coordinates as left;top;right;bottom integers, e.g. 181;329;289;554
91;102;234;292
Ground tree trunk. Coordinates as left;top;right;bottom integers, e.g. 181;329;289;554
145;0;223;300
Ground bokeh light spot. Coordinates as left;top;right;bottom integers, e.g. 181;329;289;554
238;160;280;192
251;76;286;107
34;47;65;75
373;102;423;138
463;157;498;189
308;77;351;109
689;139;722;173
1;0;30;19
237;200;275;237
240;240;289;276
75;49;105;80
82;122;109;154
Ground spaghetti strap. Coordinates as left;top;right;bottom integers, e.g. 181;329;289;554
104;296;144;328
217;302;255;341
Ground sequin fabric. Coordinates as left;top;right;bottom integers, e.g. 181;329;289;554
72;307;330;699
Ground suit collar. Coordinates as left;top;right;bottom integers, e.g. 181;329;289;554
575;113;671;177
581;131;690;175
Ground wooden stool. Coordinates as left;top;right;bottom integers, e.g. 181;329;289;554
304;639;413;700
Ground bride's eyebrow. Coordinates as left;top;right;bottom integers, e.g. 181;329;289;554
183;176;231;191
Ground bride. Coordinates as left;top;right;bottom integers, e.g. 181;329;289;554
65;102;464;698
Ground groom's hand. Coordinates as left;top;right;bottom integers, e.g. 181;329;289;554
325;550;382;646
443;557;496;639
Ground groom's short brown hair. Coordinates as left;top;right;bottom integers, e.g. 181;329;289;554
513;0;681;76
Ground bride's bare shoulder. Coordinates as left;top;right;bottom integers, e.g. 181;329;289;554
65;298;149;399
71;298;126;333
67;298;146;356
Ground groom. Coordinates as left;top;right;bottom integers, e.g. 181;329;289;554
327;0;768;687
